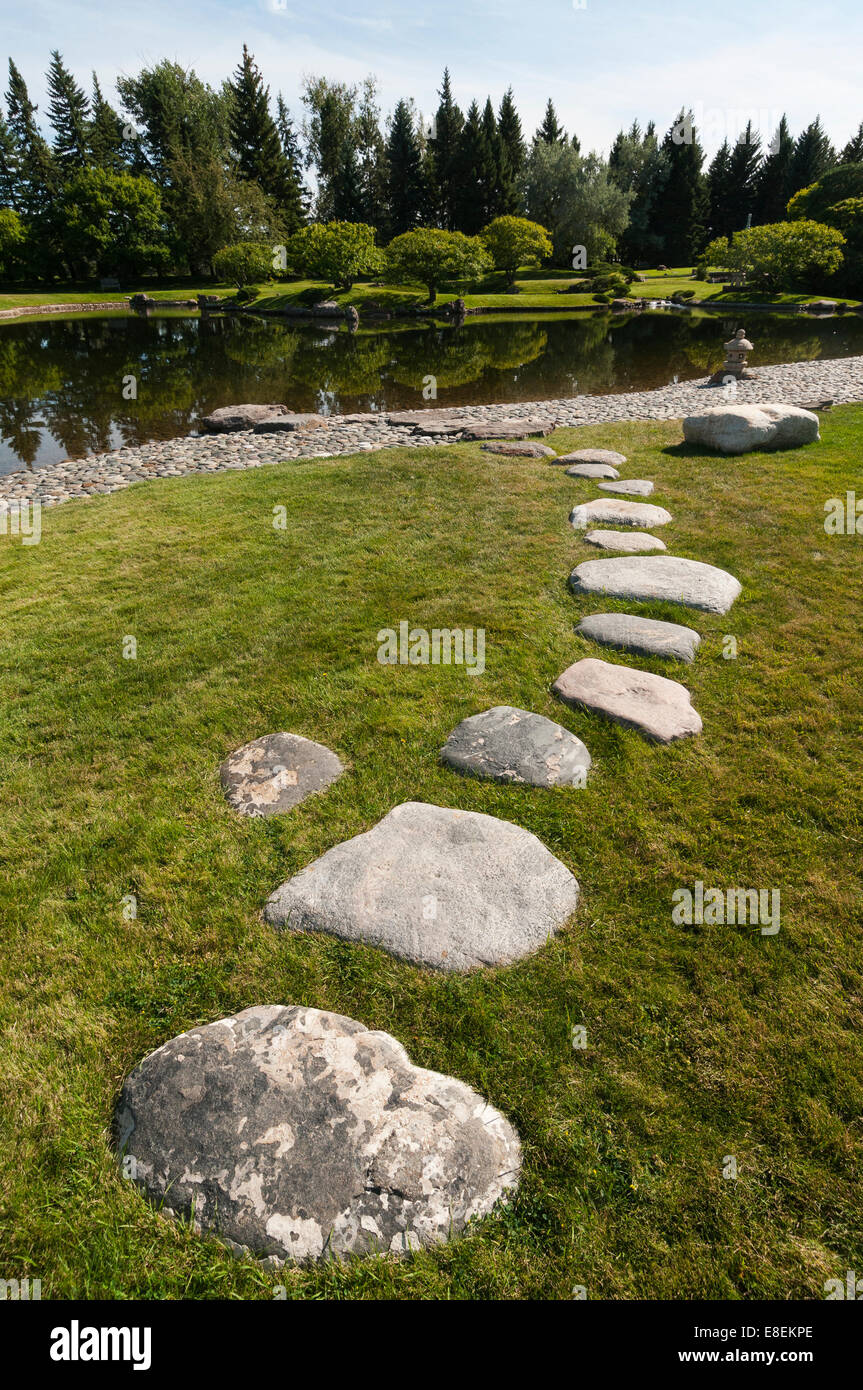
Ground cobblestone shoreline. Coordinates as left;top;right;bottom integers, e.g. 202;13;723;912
3;354;863;508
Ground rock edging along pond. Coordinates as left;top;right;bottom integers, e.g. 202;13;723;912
2;353;862;510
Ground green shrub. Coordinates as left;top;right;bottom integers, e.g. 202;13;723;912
212;242;273;288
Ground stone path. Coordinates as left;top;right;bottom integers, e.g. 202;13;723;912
3;351;861;506
552;657;703;743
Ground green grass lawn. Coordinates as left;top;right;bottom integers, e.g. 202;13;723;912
2;266;856;315
1;410;862;1300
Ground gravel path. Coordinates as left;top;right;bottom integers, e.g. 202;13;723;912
3;354;863;509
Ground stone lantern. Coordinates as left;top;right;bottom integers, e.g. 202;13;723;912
710;327;754;385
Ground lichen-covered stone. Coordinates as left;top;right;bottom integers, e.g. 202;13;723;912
440;705;590;787
220;732;344;817
264;801;580;971
114;1005;521;1263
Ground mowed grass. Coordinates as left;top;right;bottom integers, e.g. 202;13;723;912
1;408;862;1301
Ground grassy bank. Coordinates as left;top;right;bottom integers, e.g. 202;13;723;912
2;267;857;315
1;410;861;1300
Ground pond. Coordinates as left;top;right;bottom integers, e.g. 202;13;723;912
2;307;863;473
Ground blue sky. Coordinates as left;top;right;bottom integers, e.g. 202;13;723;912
3;0;862;158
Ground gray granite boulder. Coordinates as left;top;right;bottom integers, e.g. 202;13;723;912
552;657;702;742
598;478;655;496
481;441;557;458
460;418;554;440
569;555;741;614
252;413;328;432
556;449;626;469
570;498;672;529
576;612;701;663
200;403;288;433
115;1005;520;1264
220;732;344;817
386;412;466;434
583;529;666;553
440;706;590;787
682;404;820;454
564;462;621;479
264;801;580;971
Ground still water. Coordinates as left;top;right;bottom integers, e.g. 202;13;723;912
2;307;862;473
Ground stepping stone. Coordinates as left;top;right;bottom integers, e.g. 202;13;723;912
440;705;590;787
387;411;465;432
569;555;742;614
556;449;626;468
200;403;288;433
570;498;672;529
598;478;654;496
115;1005;520;1263
576;612;701;663
584;529;666;553
481;441;557;458
252;413;328;432
220;732;344;816
264;801;580;971
564;462;620;479
682;403;820;454
552;657;702;743
460;418;554;440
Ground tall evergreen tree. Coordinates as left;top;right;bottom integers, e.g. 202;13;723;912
427;68;464;228
88;75;126;171
386;99;424;235
5;60;55;215
332;139;366;221
753;115;794;223
706;140;735;241
0;101;21;208
653;109;707;263
725;121;762;231
275;95;308;229
608;120;666;264
480;97;507;220
840;122;863;164
228;47;290;203
787;117;836;198
497;87;525;185
535;98;565;146
46;50;89;170
452;99;488;233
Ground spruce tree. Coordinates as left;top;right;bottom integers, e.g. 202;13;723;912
332;139;366;222
46;50;89;170
0;101;21;208
654;109;707;263
228;46;289;203
787;117;836;198
707;140;735;241
840;122;863;164
275;95;308;229
753;115;794;223
480;97;505;220
497;87;525;182
535;99;565;146
428;68;463;228
725;121;762;231
452;100;488;233
5;61;55;216
88;75;126;171
386;99;424;235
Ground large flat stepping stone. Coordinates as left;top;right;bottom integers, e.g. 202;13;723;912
570;498;672;529
253;413;328;432
683;403;819;454
200;403;288;433
264;801;580;971
556;449;626;469
598;478;654;496
387;412;466;435
552;657;702;742
481;441;557;458
440;705;591;787
460;418;554;440
220;732;344;816
569;555;742;614
564;462;620;479
115;1005;520;1263
584;529;666;553
576;612;701;663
